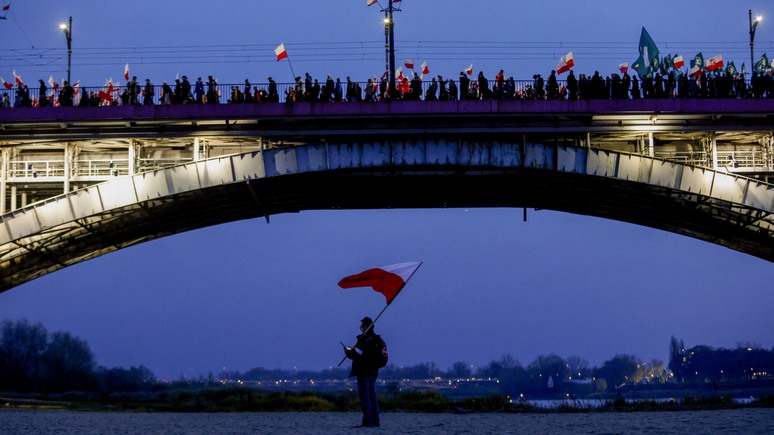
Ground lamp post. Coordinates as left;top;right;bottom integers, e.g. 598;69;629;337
749;10;762;72
59;16;72;84
377;0;398;95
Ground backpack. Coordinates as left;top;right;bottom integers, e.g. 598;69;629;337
371;336;388;369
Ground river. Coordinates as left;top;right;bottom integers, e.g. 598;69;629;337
1;408;772;434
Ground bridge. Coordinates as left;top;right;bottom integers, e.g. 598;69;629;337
0;99;773;292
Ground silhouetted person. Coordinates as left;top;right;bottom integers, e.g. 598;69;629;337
344;317;386;428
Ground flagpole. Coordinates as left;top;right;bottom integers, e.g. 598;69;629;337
337;261;422;367
286;57;297;82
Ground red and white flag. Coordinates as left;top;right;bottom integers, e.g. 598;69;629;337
367;0;378;5
404;59;414;69
556;52;574;74
12;69;23;86
421;60;429;75
465;64;473;76
380;70;388;80
2;3;10;12
274;43;288;61
48;75;59;92
673;55;685;69
124;63;130;81
706;54;724;71
0;77;12;89
338;261;423;305
395;66;404;81
72;80;80;95
689;64;702;77
618;63;628;74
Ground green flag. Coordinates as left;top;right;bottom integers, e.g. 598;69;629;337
726;62;737;76
755;53;769;74
661;54;673;74
689;52;704;76
638;27;660;74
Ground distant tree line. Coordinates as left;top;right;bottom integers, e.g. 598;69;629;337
0;319;155;393
3;319;772;396
669;336;774;383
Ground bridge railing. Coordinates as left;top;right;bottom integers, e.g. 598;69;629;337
3;78;759;107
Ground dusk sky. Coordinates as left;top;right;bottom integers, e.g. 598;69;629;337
0;1;772;379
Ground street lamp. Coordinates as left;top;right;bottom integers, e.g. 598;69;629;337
749;10;762;72
375;1;399;95
59;16;72;84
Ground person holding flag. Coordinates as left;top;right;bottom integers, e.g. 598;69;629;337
338;261;422;428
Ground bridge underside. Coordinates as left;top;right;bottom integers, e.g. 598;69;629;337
2;164;770;293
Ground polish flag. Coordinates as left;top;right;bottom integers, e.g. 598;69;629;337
689;64;702;77
395;66;403;81
405;59;414;69
48;75;59;92
72;80;80;95
367;0;378;5
338;261;423;305
465;64;473;76
274;43;288;61
380;70;388;80
556;52;574;74
12;69;23;86
673;55;685;69
706;55;724;71
124;63;130;81
1;77;12;89
618;63;628;74
421;60;429;75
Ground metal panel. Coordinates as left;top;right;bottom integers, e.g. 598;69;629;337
616;154;647;183
35;198;75;230
425;139;458;165
490;142;521;168
68;186;105;219
649;160;680;189
133;171;172;201
98;177;138;210
165;164;202;194
328;143;362;169
524;143;555;170
393;140;426;165
711;172;745;203
295;144;329;173
586;149;617;177
459;142;491;166
2;209;40;242
557;146;586;174
360;142;391;167
743;180;774;212
232;152;266;180
679;166;714;196
197;158;234;188
271;148;299;176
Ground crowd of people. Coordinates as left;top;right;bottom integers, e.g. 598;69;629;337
2;66;773;109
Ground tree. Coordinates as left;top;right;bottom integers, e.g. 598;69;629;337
565;355;590;378
447;361;472;379
594;354;639;390
668;336;686;381
527;354;567;388
41;331;98;392
0;319;48;391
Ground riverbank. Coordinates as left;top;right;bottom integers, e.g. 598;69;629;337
2;389;772;413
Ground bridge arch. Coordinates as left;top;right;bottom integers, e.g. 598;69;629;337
0;140;772;292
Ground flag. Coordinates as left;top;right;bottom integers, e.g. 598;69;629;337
727;62;737;76
124;63;130;81
618;63;628;73
48;75;59;92
465;64;473;76
421;60;429;75
673;55;685;69
638;27;660;71
2;3;9;12
706;54;724;71
72;80;80;95
274;43;288;61
741;63;747;76
338;261;422;305
1;77;12;89
754;53;769;74
661;54;673;74
404;59;414;69
12;69;23;86
395;66;403;81
367;0;378;5
689;52;704;77
556;52;574;74
380;70;388;80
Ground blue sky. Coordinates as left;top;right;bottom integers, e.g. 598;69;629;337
1;1;772;379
